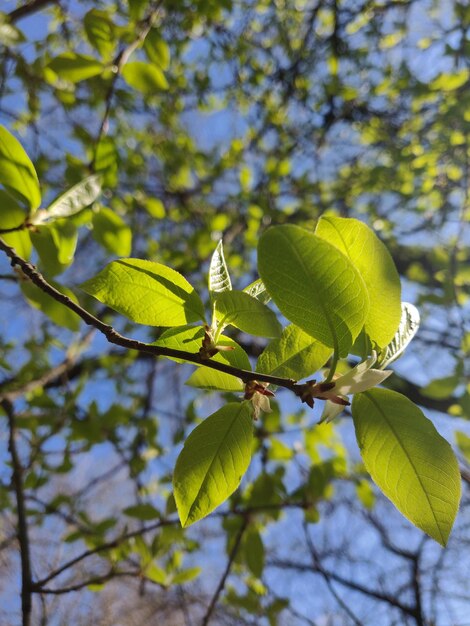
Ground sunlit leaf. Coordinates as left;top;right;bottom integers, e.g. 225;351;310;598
0;189;31;258
257;324;332;380
243;278;271;304
92;206;132;256
0;125;41;210
81;259;206;326
316;216;401;348
352;388;461;546
258;225;369;356
174;403;253;527
122;61;169;94
214;290;281;338
47;53;104;83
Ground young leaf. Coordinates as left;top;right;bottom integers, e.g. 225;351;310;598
377;302;420;369
209;240;232;294
144;30;171;70
153;325;251;368
81;259;206;326
243;278;271;304
31;175;101;224
352;388;461;546
214;290;281;338
315;216;401;348
122;61;169;94
92;206;132;256
173;402;253;527
0;124;41;210
257;324;332;380
47;53;104;83
258;225;369;356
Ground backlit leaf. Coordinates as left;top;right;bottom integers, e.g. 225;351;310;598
81;259;206;326
214;290;281;338
47;53;104;83
377;302;420;369
92;206;132;256
32;175;101;224
257;324;332;380
258;225;369;356
316;216;401;348
0;125;41;210
122;61;169;94
174;403;253;527
352;388;461;546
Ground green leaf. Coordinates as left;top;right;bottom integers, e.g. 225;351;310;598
352;388;461;546
123;504;160;520
92;206;132;256
377;302;420;369
32;175;101;225
316;216;401;348
186;368;244;392
145;563;167;585
0;189;31;258
257;324;332;380
20;280;81;331
81;259;206;326
84;9;115;59
456;431;470;464
214;290;281;338
31;222;78;276
173;403;253;527
171;567;201;584
47;53;104;83
243;278;271;304
144;30;171;70
209;240;232;294
244;530;265;578
0;125;41;210
258;225;369;356
122;61;169;94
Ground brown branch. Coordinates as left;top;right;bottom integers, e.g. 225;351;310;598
2;399;33;626
0;237;306;394
200;518;248;626
8;0;57;23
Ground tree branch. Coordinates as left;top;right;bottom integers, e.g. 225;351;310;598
2;399;33;626
200;518;248;626
0;237;309;395
8;0;57;23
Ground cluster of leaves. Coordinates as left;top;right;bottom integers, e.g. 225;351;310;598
0;123;462;545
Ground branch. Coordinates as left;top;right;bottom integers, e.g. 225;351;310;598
0;237;313;396
2;399;33;626
8;0;57;23
91;1;164;168
200;518;248;626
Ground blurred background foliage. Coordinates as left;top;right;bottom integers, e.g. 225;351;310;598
0;0;469;624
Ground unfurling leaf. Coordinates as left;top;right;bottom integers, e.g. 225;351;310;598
32;175;101;225
377;302;420;369
209;240;232;294
352;388;461;546
173;403;253;527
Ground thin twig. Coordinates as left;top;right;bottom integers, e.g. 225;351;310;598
2;399;33;626
91;1;164;168
200;518;248;626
